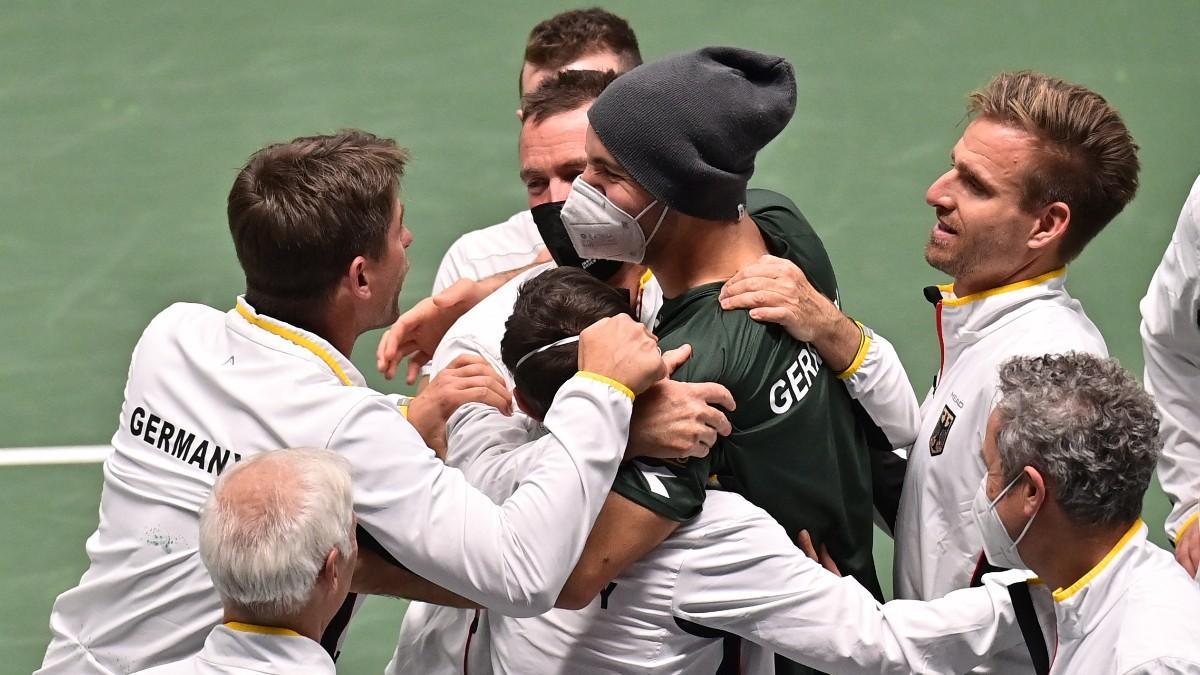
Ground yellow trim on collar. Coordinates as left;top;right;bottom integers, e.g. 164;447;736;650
576;371;635;401
1052;519;1143;602
224;621;303;637
639;269;655;289
1176;512;1200;544
940;268;1067;308
235;302;353;387
836;321;871;381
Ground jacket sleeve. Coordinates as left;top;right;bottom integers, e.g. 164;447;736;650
429;331;511;390
671;508;1028;674
330;374;631;616
446;404;544;504
836;325;922;449
1140;175;1200;543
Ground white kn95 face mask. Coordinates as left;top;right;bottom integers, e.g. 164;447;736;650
560;177;669;264
971;473;1038;570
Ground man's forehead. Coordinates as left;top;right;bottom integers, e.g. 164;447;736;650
955;119;1039;180
522;104;591;139
520;108;591;170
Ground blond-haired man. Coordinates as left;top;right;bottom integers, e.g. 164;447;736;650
720;70;1141;672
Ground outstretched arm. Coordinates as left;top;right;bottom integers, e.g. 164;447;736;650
720;254;920;449
672;504;1029;674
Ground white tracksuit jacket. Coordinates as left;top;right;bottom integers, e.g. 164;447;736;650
1141;175;1200;554
1037;521;1200;673
132;623;335;675
892;269;1107;674
39;298;632;674
895;268;1107;602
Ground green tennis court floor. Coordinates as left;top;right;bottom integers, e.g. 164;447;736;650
4;0;1197;672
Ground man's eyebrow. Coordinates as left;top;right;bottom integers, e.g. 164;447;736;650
953;157;994;192
591;155;625;175
519;168;547;182
556;159;587;175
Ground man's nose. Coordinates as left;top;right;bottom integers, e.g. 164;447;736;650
549;177;573;203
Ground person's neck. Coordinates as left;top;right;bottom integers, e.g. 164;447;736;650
649;214;767;298
952;255;1063;298
223;609;323;643
245;291;358;358
1025;512;1133;592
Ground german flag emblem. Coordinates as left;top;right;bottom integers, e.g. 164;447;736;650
929;405;956;456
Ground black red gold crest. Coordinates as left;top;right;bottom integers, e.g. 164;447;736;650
929;405;956;456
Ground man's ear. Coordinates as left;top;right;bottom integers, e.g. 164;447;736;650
1021;466;1047;518
516;108;525;121
347;256;371;300
1028;201;1071;253
512;389;542;421
319;548;341;588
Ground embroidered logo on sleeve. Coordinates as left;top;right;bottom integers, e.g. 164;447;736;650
634;461;680;498
929;405;957;456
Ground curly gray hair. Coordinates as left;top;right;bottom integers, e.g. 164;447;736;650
994;352;1160;529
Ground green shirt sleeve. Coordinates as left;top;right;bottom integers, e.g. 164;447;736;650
610;319;730;522
610;456;711;522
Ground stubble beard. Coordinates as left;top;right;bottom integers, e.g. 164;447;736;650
925;228;1013;290
924;234;965;278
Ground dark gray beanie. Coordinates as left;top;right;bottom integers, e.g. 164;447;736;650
587;46;796;221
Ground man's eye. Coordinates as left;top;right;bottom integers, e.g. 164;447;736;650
526;181;547;193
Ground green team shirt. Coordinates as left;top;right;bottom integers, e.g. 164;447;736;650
611;189;883;602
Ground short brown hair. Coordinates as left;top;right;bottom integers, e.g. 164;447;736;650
227;130;409;307
968;71;1140;261
521;69;619;124
501;267;634;419
523;8;641;82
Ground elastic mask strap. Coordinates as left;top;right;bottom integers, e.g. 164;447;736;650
990;472;1025;508
514;335;581;372
993;471;1038;550
1012;509;1038;548
641;204;669;251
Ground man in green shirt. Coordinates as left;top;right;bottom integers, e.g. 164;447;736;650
557;47;893;673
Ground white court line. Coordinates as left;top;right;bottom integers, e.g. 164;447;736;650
0;445;110;467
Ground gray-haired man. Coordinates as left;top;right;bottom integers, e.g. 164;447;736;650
136;448;357;674
975;353;1200;673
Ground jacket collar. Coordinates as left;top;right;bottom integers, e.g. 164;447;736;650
933;268;1074;373
1051;519;1146;639
199;623;335;673
228;296;365;387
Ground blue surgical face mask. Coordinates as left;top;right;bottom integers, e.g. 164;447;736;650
971;472;1038;570
559;177;668;264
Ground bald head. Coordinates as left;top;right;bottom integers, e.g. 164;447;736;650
215;452;304;529
199;448;355;622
